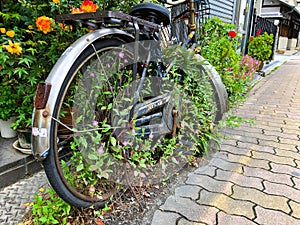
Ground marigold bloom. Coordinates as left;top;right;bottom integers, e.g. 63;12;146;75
6;30;15;38
36;16;54;34
80;0;99;13
71;8;83;14
228;30;237;38
249;36;255;41
5;40;22;55
53;0;60;4
0;28;6;33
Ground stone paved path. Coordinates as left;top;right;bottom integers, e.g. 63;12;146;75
151;55;300;225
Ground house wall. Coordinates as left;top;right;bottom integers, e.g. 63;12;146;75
210;0;235;23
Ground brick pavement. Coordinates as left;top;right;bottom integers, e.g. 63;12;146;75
151;55;300;225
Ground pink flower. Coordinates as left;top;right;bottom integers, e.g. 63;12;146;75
118;52;124;58
149;133;154;139
124;59;128;63
92;120;98;126
90;72;95;77
98;147;104;154
107;64;111;68
122;141;128;146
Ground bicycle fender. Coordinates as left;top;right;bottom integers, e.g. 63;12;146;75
32;28;134;160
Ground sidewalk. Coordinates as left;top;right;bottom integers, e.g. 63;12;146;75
0;51;299;224
151;52;300;224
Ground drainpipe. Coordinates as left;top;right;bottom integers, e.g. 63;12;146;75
241;0;255;55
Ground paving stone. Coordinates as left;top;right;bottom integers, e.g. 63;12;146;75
177;218;206;225
277;137;300;146
251;151;295;166
274;148;300;161
292;177;300;190
186;174;233;196
237;142;275;154
222;134;258;144
232;185;290;213
160;195;219;224
151;210;180;225
226;153;270;170
263;130;299;140
270;162;300;177
258;139;297;150
217;211;257;225
220;145;252;157
289;201;300;219
254;206;300;225
215;169;263;190
243;166;294;186
197;190;255;220
209;158;243;174
175;185;201;200
194;165;216;177
263;181;300;203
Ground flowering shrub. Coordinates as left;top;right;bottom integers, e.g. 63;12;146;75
248;31;274;62
239;55;259;80
198;17;245;104
0;0;142;128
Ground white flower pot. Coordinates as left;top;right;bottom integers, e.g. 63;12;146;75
0;117;17;138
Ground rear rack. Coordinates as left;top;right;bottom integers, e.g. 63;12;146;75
55;10;160;31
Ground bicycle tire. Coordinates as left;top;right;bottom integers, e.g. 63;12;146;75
43;38;132;209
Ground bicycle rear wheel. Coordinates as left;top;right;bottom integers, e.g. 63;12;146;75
43;38;135;208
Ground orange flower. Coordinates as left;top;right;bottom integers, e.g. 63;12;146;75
80;0;99;13
249;36;254;41
6;30;15;38
53;0;60;4
71;8;83;14
36;16;54;34
5;40;22;55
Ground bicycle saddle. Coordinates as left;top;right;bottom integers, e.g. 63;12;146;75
129;2;171;26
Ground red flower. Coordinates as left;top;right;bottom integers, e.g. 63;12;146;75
256;29;263;36
80;0;99;13
228;30;237;38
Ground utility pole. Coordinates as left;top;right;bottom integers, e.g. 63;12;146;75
241;0;256;55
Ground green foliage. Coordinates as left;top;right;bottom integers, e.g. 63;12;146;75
198;17;260;106
248;32;274;61
31;189;72;225
0;0;144;128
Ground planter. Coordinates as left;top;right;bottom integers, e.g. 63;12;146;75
0;117;17;138
17;129;31;149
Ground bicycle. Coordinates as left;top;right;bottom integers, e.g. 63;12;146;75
32;0;228;209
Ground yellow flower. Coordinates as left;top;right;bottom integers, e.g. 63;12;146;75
39;187;44;193
53;0;60;4
0;28;6;33
5;40;22;55
28;25;33;30
6;30;15;38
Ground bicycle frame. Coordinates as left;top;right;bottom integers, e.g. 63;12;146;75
32;1;226;161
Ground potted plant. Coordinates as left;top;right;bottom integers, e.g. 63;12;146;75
248;31;274;70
